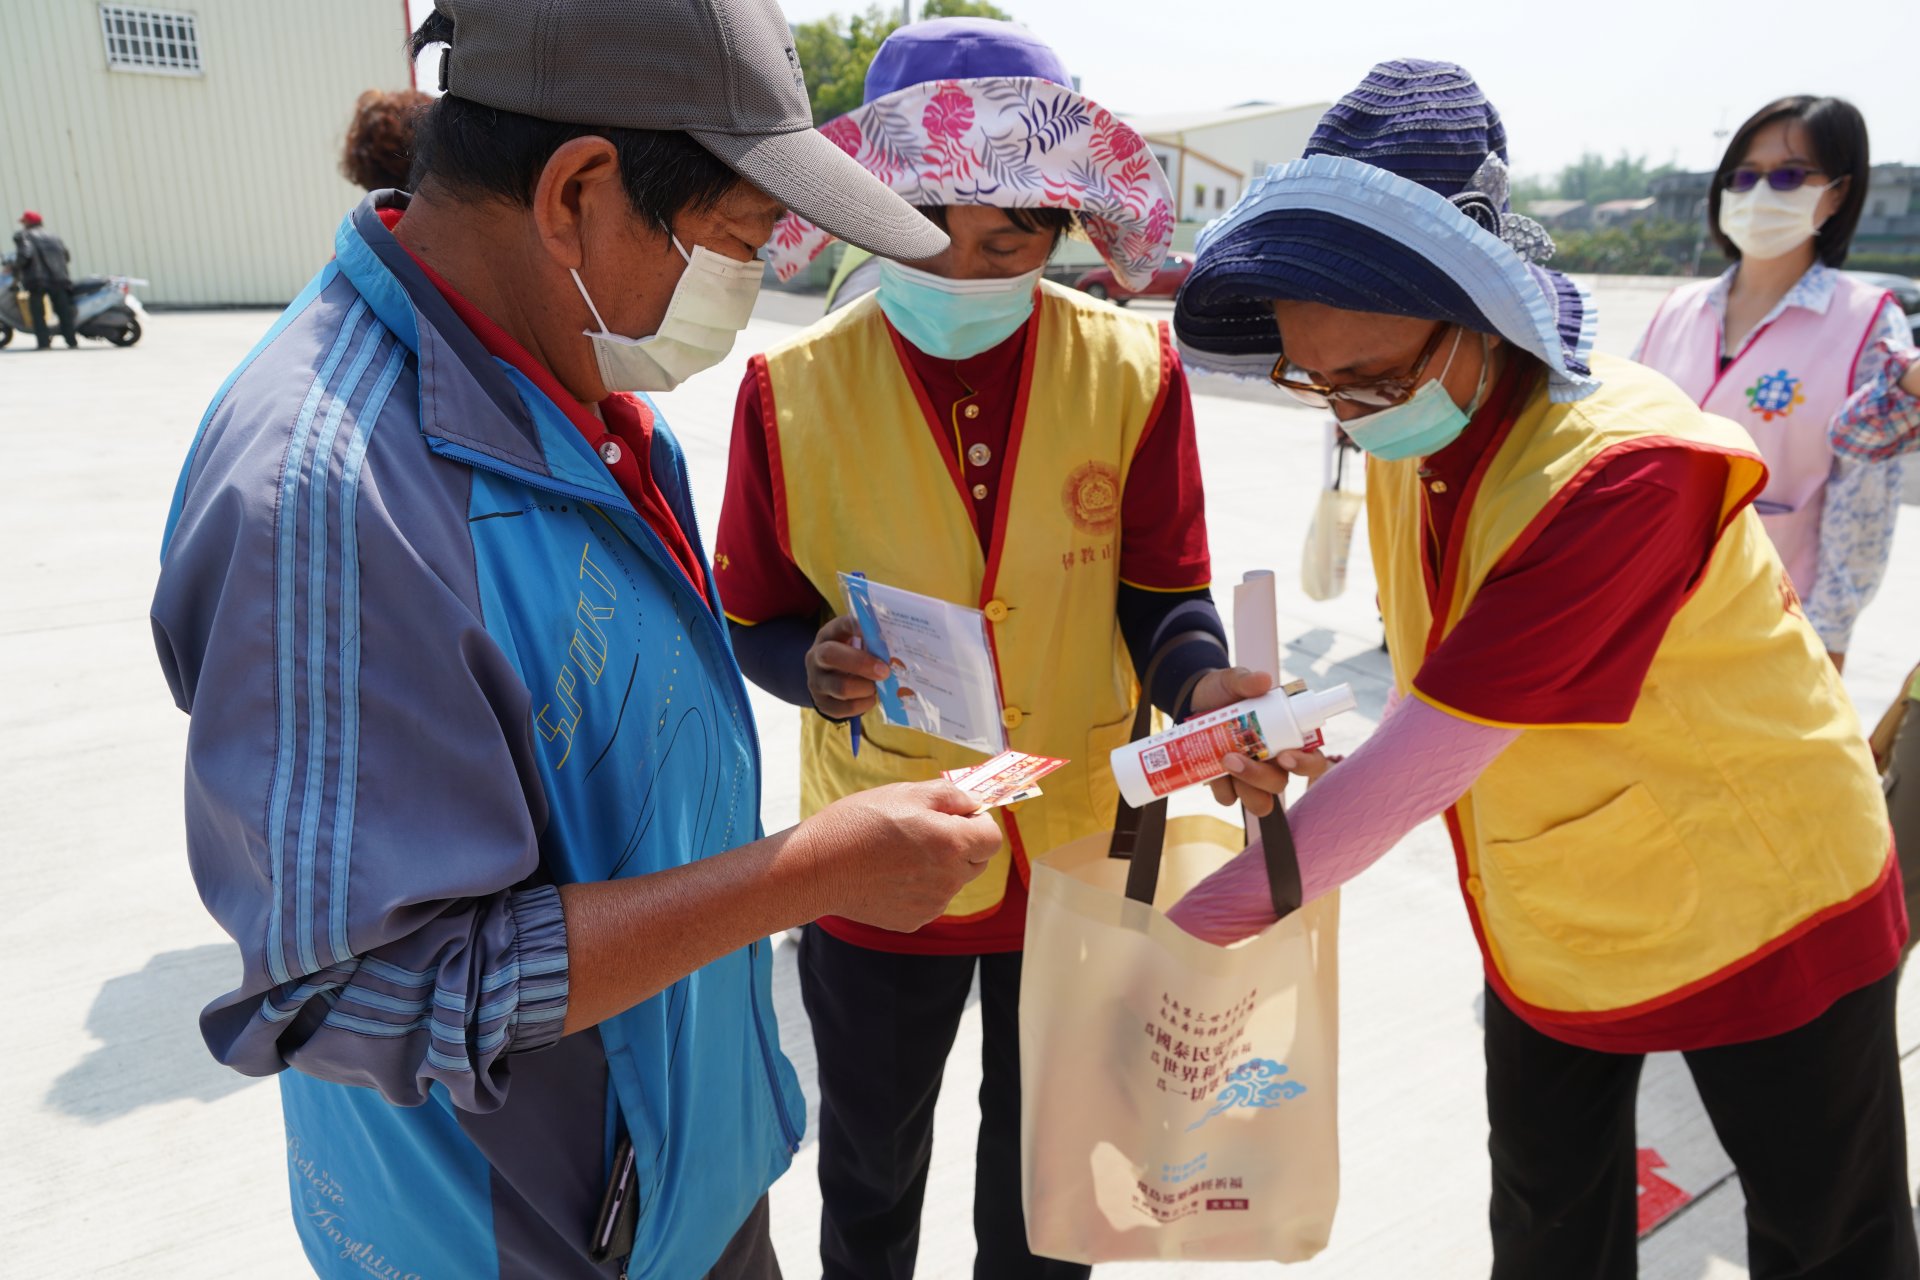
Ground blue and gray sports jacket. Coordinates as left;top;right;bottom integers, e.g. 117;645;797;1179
151;192;804;1279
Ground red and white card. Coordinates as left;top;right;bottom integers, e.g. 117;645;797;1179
943;750;1070;809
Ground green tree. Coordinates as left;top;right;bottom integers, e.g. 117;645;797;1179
1509;172;1559;210
918;0;1014;16
793;0;1015;124
793;7;893;124
1518;151;1676;209
1546;219;1700;275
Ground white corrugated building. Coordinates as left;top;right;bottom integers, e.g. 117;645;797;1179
1;1;413;306
1128;101;1329;224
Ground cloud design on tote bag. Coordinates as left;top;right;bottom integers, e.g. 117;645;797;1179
1187;1058;1307;1131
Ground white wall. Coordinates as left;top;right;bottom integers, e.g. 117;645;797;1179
1;0;411;305
1146;104;1324;224
1179;105;1321;184
1173;152;1243;223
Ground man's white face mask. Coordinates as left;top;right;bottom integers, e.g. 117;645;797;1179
570;232;764;393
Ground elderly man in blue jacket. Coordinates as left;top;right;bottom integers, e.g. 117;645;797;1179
149;2;998;1277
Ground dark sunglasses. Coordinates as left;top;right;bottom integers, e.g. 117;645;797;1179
1725;165;1826;194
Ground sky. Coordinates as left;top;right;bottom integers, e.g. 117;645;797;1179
407;0;1919;180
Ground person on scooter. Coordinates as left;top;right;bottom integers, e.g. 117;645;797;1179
13;211;77;350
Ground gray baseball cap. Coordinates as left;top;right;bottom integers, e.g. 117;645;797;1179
432;0;948;263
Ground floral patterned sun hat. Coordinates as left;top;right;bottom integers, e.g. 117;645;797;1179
762;18;1176;293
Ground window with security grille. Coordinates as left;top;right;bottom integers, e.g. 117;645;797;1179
99;4;203;76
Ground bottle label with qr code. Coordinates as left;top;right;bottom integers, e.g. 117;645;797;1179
1138;711;1271;798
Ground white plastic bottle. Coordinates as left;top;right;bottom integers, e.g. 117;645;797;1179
1110;682;1357;808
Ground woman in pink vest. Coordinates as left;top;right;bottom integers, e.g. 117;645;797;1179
1636;96;1907;671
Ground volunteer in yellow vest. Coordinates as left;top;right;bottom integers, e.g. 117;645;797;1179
720;20;1257;1279
1167;61;1915;1280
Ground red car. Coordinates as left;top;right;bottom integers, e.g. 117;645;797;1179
1073;251;1193;304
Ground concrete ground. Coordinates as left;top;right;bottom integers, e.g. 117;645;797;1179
1;276;1915;1278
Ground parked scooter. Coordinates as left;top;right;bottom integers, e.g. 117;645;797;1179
0;260;148;347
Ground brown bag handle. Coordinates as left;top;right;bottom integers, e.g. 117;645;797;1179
1108;633;1304;919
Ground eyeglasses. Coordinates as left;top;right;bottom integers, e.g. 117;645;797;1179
1725;165;1826;194
1269;323;1451;409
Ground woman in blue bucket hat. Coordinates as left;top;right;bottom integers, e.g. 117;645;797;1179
1169;60;1915;1280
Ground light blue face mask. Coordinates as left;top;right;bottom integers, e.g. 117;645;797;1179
1342;329;1489;462
876;259;1043;360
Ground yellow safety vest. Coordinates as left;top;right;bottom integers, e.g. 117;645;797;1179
1369;354;1891;1020
760;281;1170;922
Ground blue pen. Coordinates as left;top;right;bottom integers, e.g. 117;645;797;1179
849;672;863;758
849;572;866;758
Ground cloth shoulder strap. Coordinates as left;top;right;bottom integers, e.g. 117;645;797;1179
1108;632;1303;917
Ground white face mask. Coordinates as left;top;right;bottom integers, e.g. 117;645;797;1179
570;234;763;393
1719;182;1829;262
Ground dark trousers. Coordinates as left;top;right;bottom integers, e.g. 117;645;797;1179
1486;973;1917;1280
25;281;76;347
798;924;1088;1280
705;1196;781;1280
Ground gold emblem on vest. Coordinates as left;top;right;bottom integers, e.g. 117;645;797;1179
1062;460;1121;535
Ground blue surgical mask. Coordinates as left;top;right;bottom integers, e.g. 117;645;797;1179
876;259;1042;360
1342;330;1488;462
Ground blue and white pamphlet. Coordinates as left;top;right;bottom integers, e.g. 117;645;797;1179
841;571;1006;755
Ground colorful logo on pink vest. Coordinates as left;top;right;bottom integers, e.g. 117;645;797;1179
1744;368;1805;422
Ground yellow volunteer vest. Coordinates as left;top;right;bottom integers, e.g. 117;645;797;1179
762;281;1167;922
1370;354;1890;1019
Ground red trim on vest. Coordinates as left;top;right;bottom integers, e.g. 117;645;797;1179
974;311;1046;888
1644;282;1721;404
1846;290;1897;387
749;354;793;562
1130;320;1178;465
885;318;973;504
980;311;1044;606
1700;313;1782;404
1695;281;1890;408
1425;405;1884;1047
1472;838;1898;1034
855;304;1052;928
1421;369;1530;658
816;893;1027;954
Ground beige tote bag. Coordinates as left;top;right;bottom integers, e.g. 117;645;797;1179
1020;651;1340;1264
1301;427;1363;602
